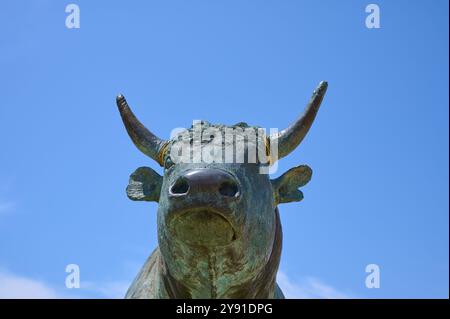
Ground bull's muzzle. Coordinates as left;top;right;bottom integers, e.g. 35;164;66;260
169;168;240;199
166;168;241;247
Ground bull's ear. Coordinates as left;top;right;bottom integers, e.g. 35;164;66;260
271;165;312;204
126;167;163;202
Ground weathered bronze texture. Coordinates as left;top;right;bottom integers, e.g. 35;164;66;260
118;81;328;298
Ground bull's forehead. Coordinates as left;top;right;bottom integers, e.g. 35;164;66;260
162;121;270;165
164;162;265;180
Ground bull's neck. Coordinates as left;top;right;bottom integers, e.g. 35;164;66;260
157;209;283;299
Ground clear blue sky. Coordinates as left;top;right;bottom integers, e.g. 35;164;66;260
0;0;448;298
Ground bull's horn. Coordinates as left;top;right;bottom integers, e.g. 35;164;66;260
117;94;167;166
270;81;328;160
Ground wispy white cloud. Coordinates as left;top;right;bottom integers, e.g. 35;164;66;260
0;270;61;299
0;268;130;299
277;271;351;299
0;201;14;215
82;280;130;299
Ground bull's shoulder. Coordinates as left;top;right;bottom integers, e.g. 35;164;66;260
274;283;285;299
125;248;163;299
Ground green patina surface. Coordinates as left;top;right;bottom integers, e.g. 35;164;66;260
117;82;328;299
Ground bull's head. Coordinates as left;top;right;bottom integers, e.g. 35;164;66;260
118;81;327;298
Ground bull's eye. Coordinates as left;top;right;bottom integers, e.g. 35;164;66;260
164;157;175;169
170;177;189;195
219;181;239;197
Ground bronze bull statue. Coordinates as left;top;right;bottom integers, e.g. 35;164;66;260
117;81;328;298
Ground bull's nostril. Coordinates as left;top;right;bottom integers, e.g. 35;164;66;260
219;181;239;197
170;178;189;195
